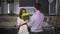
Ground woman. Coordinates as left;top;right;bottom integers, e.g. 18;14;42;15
17;8;29;34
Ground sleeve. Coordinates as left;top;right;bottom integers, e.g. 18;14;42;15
17;17;25;26
27;16;35;27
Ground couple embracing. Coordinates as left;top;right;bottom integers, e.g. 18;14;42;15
17;3;44;34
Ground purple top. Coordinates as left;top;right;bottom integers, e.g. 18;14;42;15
27;10;44;32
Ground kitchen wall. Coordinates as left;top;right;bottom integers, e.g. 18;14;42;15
0;0;49;15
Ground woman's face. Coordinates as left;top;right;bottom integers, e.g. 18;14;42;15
22;10;26;14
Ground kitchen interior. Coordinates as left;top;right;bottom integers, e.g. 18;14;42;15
0;0;60;34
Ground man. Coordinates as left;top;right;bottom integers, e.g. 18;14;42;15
27;3;44;34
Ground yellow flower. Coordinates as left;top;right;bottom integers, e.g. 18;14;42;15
21;13;30;19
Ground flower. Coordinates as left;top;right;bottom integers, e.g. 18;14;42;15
21;13;30;21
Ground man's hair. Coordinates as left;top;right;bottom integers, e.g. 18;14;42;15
34;3;41;10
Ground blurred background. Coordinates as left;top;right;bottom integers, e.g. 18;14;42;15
0;0;60;34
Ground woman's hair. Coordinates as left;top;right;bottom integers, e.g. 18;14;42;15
19;8;27;19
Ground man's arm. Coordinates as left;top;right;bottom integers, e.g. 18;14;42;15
27;17;35;27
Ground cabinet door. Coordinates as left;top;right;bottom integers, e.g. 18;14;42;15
38;0;49;15
58;0;60;15
49;0;57;15
0;1;1;7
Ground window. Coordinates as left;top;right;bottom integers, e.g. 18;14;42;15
19;0;36;7
20;7;34;14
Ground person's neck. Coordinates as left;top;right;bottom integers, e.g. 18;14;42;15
35;10;40;13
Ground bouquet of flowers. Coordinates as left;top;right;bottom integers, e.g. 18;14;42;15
21;13;30;21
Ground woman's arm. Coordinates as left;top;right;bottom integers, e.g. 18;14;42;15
17;17;28;27
19;20;29;27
